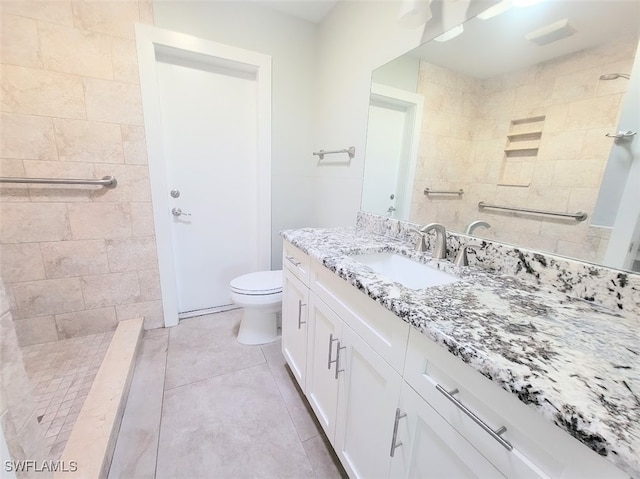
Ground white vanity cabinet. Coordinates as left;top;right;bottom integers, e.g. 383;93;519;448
390;381;504;478
305;291;342;439
281;240;628;479
306;280;405;478
334;323;403;478
281;267;308;390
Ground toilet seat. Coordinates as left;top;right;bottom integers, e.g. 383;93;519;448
230;270;282;296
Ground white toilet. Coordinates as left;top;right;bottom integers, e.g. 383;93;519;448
229;270;283;345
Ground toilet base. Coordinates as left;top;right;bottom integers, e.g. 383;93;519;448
237;307;281;345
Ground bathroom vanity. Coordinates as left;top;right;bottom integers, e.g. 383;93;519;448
280;215;638;478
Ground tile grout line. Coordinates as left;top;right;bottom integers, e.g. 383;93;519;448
260;344;321;476
154;329;171;479
162;342;269;393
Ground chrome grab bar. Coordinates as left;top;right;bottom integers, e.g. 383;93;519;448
313;146;356;160
0;175;117;188
424;188;464;196
436;385;513;451
478;201;587;221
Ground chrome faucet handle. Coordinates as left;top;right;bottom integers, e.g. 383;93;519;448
409;229;427;252
465;220;491;235
421;223;447;259
454;244;480;267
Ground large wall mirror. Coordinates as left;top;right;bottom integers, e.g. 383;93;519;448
362;0;640;272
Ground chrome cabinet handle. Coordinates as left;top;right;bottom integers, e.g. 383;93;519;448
285;255;301;267
297;300;306;328
334;340;345;380
171;207;191;217
328;333;339;370
389;408;407;457
436;385;513;451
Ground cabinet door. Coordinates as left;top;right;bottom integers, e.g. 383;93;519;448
305;292;342;441
390;382;505;479
281;268;309;391
334;324;403;479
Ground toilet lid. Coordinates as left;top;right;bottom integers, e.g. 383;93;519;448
230;270;283;295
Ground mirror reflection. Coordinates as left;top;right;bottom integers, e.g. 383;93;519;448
362;0;640;272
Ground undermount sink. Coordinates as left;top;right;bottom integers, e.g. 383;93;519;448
348;252;460;290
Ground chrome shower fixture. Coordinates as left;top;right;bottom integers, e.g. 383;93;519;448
599;73;630;80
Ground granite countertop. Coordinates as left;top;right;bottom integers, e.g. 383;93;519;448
281;226;640;477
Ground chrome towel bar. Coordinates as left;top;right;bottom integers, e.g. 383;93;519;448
0;176;117;188
478;201;587;221
313;146;356;160
424;188;464;196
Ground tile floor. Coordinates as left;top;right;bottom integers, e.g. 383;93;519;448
20;331;114;459
109;309;347;478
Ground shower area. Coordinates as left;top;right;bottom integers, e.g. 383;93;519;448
0;0;159;474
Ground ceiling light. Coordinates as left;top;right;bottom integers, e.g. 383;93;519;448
525;19;575;46
477;0;512;20
397;0;433;28
434;24;464;42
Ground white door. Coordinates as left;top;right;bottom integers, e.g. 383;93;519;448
155;56;258;314
362;101;405;216
136;26;271;325
334;323;403;479
362;84;423;220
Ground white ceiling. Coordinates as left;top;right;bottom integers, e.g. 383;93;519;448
409;0;640;79
253;0;340;23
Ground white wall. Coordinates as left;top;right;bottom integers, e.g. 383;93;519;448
153;1;317;268
311;1;426;227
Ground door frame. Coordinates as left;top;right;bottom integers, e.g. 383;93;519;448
136;24;272;327
365;83;423;219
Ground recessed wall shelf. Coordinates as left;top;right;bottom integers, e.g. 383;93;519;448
499;115;546;186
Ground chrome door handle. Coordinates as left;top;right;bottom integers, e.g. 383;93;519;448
389;408;407;457
297;300;306;328
171;207;191;217
436;385;513;451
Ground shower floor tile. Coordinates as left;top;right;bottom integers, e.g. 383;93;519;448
21;331;114;459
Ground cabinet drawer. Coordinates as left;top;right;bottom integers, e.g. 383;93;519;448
310;258;409;374
404;328;627;479
283;240;310;285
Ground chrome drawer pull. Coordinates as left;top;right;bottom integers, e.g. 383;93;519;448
297;300;306;328
328;333;339;370
436;385;513;451
389;408;407;457
285;255;301;267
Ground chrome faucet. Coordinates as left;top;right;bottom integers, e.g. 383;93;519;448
422;223;447;259
466;220;491;235
455;244;480;266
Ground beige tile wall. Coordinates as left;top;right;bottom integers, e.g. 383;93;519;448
0;0;162;347
411;34;637;263
0;280;51;478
